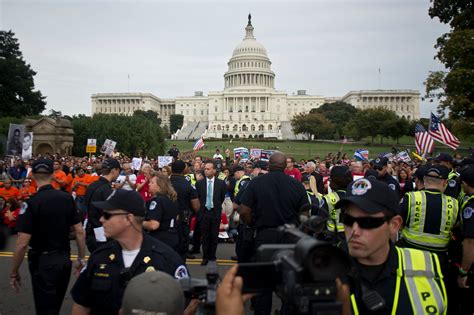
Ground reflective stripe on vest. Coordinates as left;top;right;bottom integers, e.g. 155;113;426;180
324;191;345;232
398;247;447;315
350;247;447;315
185;174;196;187
307;190;314;205
234;175;250;197
401;191;459;250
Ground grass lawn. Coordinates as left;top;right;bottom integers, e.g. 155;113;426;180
165;136;473;161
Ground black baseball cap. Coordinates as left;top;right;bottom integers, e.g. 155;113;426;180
102;158;121;170
254;160;268;170
434;153;453;164
413;166;428;180
92;189;146;216
460;166;474;187
425;165;449;180
336;178;400;215
32;159;53;174
373;157;388;168
330;166;351;178
233;165;245;172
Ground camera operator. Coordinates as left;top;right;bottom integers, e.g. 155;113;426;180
336;178;447;314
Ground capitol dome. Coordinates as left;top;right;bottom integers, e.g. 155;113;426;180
224;14;275;90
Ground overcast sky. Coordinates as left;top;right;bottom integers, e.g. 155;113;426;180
2;0;449;118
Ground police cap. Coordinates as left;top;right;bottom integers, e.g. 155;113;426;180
434;153;453;164
92;189;146;216
32;158;53;174
233;165;245;172
425;165;449;180
460;165;474;187
254;160;268;170
102;158;121;170
373;157;388;168
336;178;400;215
330;166;351;178
413;166;428;180
171;160;186;174
122;271;184;315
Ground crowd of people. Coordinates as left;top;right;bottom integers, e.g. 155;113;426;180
1;145;473;314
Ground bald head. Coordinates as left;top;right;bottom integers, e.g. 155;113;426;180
269;152;287;171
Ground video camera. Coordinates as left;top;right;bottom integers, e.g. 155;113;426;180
237;216;352;315
179;216;352;315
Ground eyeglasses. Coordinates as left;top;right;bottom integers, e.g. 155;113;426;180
341;213;391;229
374;166;384;171
102;211;129;220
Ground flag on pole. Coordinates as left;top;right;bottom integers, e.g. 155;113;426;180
415;123;434;156
353;149;369;161
193;137;205;151
428;113;460;150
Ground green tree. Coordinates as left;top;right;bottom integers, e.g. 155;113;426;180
169;114;184;134
311;101;358;137
424;1;474;121
0;30;46;117
291;112;336;139
71;114;164;157
345;107;402;144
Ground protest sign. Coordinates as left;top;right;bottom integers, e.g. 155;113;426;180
250;148;262;159
158;156;173;168
260;150;275;161
86;139;97;153
100;139;116;156
22;132;33;160
233;147;249;161
131;157;143;170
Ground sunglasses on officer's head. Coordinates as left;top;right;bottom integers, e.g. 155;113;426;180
102;211;129;220
340;213;392;229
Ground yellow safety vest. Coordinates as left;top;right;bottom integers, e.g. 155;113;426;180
218;172;227;181
323;191;345;233
234;175;250;197
402;191;459;251
351;247;447;315
184;173;196;187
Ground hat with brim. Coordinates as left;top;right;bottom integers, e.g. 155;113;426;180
92;189;145;216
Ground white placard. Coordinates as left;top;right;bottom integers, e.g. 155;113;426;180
158;156;173;168
131;157;143;170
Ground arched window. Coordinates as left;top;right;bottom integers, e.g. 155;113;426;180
225;125;229;131
259;124;264;131
217;125;222;130
233;125;238;131
251;125;256;131
242;124;248;131
268;124;273;131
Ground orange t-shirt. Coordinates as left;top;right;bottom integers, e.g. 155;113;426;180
0;186;20;201
19;186;36;200
72;174;91;197
51;170;67;190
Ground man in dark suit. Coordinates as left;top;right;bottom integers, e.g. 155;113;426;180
196;161;226;265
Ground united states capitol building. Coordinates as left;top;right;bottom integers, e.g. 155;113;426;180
91;15;420;140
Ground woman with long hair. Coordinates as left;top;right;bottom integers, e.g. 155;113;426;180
143;173;180;251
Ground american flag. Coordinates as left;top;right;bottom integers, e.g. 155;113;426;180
428;113;460;150
193;137;205;151
415;123;434;156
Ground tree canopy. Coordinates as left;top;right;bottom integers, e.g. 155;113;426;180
71;113;164;157
424;1;474;121
169;114;184;134
291;112;336;140
311;101;358;137
0;30;46;117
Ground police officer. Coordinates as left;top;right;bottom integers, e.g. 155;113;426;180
84;158;121;252
301;173;320;216
319;166;352;239
232;165;252;263
434;152;461;199
71;189;188;315
456;166;474;313
337;177;447;314
170;160;200;259
240;152;308;315
398;165;459;270
373;157;401;196
10;158;86;315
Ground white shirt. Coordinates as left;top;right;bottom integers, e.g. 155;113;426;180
122;248;140;268
116;174;137;191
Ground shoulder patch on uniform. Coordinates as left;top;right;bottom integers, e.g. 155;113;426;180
463;207;473;220
19;202;28;215
388;183;396;191
149;201;157;211
185;177;191;182
174;265;189;279
448;180;456;188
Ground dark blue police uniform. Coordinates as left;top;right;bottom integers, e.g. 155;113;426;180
145;194;179;251
17;184;80;314
71;234;188;315
170;174;198;258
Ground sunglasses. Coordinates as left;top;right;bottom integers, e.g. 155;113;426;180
102;211;129;220
374;166;384;171
341;213;391;229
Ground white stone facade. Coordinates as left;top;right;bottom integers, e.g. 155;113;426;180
91;15;420;139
